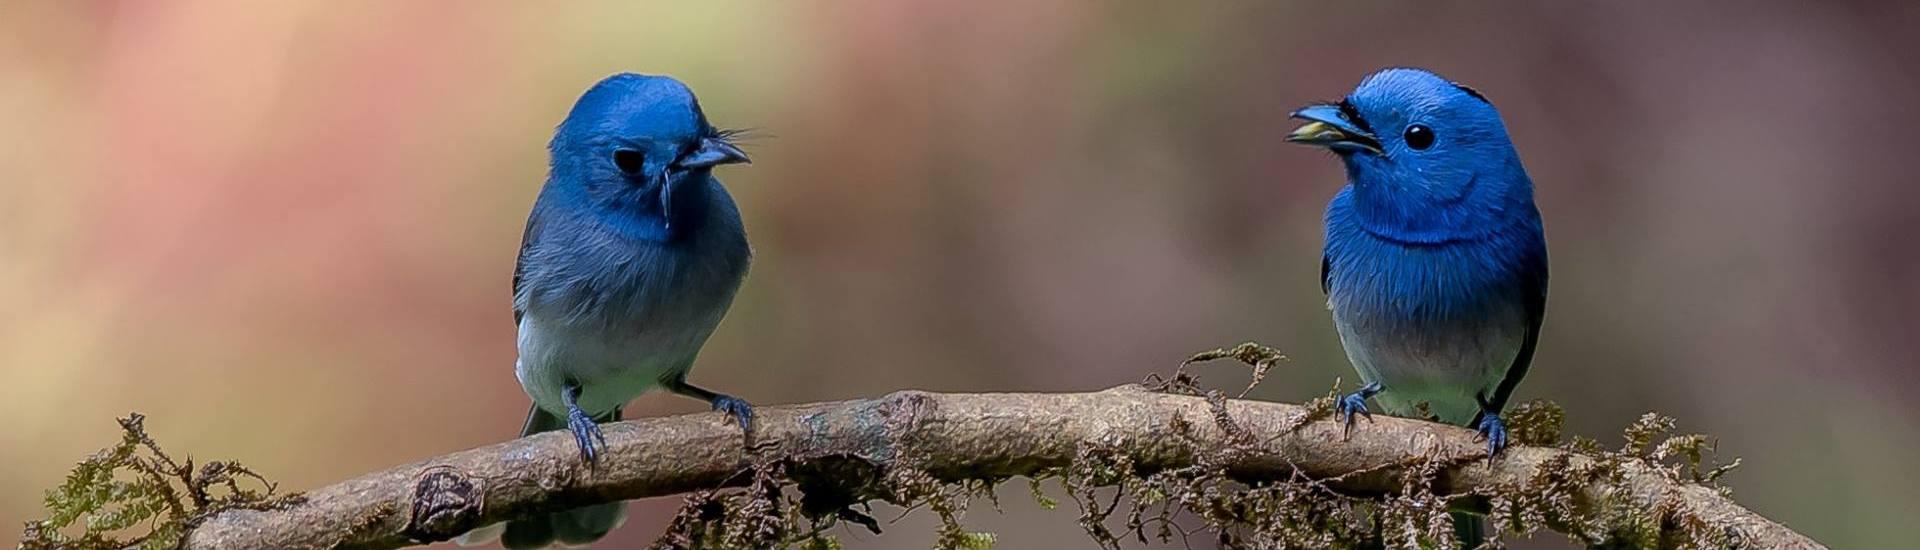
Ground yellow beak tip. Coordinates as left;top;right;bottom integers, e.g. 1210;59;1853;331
1287;121;1341;142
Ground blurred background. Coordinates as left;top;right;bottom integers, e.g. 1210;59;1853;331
3;2;1916;548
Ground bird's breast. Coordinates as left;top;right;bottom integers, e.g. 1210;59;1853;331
1324;228;1533;423
520;205;750;331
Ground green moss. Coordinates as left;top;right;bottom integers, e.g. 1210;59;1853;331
1505;399;1566;447
1178;341;1290;398
1480;410;1742;548
20;413;298;550
1028;479;1058;510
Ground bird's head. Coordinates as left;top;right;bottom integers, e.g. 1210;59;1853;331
548;73;750;235
1288;68;1533;241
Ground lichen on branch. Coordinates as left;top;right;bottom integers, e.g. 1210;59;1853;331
25;353;1815;549
20;414;301;550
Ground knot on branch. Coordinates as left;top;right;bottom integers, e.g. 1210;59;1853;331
878;390;936;445
403;467;484;542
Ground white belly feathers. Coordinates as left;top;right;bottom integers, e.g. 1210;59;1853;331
1332;302;1525;425
515;307;722;417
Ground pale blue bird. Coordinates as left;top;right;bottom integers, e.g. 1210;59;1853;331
1288;67;1549;544
458;73;755;549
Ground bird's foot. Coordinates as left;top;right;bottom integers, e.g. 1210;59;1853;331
663;379;755;441
1475;412;1509;459
1337;381;1382;437
566;404;608;464
709;394;755;433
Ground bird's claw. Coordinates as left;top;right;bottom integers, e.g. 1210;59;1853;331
566;405;608;464
1475;412;1509;459
711;394;755;433
1337;382;1383;436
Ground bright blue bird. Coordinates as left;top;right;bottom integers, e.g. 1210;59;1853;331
1288;68;1548;543
457;73;755;549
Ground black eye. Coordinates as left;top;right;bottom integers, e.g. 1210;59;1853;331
612;149;646;175
1403;124;1434;150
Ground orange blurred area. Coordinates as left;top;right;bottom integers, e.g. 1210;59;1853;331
3;2;1917;548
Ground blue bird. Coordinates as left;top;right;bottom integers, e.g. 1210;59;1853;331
456;73;755;549
1288;68;1548;544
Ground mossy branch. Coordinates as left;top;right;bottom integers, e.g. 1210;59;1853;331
91;384;1815;549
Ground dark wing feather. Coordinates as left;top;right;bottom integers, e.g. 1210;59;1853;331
1486;239;1549;412
512;211;541;326
1321;253;1332;295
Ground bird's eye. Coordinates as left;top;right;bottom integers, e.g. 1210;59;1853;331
612;149;646;175
1404;125;1435;150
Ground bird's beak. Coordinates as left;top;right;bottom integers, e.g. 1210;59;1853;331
1286;104;1382;155
673;137;751;170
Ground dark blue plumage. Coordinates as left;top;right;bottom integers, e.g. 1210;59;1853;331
458;73;755;549
1289;68;1548;544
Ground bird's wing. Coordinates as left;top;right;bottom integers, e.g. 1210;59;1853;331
1321;254;1332;295
1486;238;1549;412
512;212;541;326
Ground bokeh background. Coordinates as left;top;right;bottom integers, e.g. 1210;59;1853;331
4;2;1916;548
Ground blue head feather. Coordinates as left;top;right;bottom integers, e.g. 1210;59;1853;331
545;73;749;241
1294;68;1537;245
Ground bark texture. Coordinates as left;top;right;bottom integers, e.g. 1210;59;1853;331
183;386;1822;549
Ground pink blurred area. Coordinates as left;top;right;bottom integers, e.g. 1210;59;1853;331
3;2;1917;548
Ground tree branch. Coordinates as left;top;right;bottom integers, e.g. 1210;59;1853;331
183;386;1821;549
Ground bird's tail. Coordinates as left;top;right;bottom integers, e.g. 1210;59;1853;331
1453;511;1486;548
454;406;629;549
